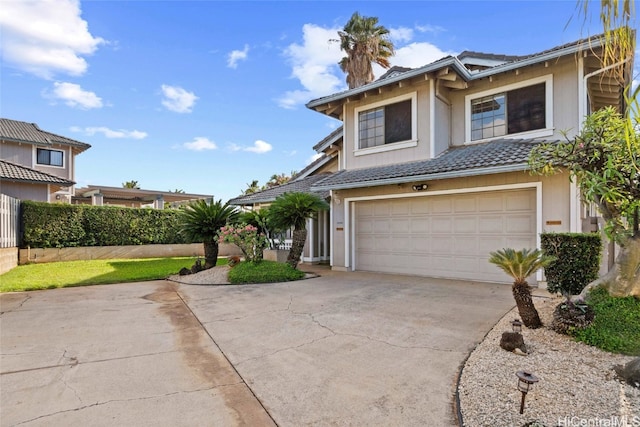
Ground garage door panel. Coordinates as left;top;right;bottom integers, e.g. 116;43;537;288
354;189;536;283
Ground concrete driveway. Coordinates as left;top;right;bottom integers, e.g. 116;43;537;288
1;268;514;426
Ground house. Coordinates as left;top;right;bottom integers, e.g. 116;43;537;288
73;185;213;209
0;118;91;202
300;33;632;284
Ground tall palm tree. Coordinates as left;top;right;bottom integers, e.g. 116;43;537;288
488;248;555;329
338;12;395;89
268;192;329;269
122;180;140;189
180;199;239;269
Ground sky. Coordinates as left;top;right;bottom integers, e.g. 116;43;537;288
1;0;637;203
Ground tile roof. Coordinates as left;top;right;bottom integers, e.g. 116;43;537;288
0;160;75;186
229;173;332;205
312;138;558;190
312;126;343;152
0;118;91;151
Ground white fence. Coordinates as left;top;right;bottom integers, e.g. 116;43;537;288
1;194;20;248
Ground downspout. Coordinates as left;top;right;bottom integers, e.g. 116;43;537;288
435;79;452;153
429;79;435;158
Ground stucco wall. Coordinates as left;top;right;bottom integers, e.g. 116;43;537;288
0;247;18;275
19;243;243;264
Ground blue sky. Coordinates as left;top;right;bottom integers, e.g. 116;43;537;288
1;0;635;202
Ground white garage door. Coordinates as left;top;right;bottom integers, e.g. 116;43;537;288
354;189;537;283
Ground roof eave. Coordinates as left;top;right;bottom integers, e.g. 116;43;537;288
311;163;530;191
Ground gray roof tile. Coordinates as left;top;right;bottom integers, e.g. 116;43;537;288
312;138;558;190
0;118;91;151
229;173;332;205
0;160;75;185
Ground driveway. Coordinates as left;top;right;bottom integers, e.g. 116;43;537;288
1;268;514;426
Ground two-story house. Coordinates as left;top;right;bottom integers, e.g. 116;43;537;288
303;33;632;284
0;118;91;202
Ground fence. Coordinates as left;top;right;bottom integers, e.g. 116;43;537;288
1;194;20;248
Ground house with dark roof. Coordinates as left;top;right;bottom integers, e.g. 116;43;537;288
0;118;91;202
298;32;632;284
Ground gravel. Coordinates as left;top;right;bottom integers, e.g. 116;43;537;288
458;294;639;427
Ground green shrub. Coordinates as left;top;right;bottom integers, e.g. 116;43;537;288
573;288;640;355
21;201;189;248
540;232;601;295
228;260;305;284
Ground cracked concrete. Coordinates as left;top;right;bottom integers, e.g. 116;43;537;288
0;281;275;427
1;267;515;426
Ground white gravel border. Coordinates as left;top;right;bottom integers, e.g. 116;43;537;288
457;294;639;427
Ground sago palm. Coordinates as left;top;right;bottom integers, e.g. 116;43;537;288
268;192;329;269
337;12;395;89
180;199;239;269
488;248;555;329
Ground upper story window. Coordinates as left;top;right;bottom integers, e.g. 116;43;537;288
37;148;64;167
466;75;553;143
355;92;417;154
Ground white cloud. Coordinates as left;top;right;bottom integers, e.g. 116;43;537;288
161;84;198;113
227;44;249;69
227;140;273;154
415;24;446;35
183;137;217;151
71;126;147;139
278;24;345;109
307;153;323;164
390;26;414;43
0;0;105;79
47;82;103;109
390;42;454;69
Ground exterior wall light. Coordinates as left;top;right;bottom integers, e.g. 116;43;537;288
511;319;523;333
516;370;539;414
412;184;428;191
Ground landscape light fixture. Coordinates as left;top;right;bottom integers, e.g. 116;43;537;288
412;184;428;191
516;370;539;414
510;319;523;333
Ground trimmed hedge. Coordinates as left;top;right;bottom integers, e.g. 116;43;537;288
21;201;189;248
540;232;602;295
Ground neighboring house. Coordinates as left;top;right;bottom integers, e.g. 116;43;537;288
301;33;632;284
73;185;213;209
0;118;91;202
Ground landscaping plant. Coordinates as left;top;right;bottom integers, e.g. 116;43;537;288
489;248;555;329
218;223;268;263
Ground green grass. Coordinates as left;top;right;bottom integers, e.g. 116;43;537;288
0;257;227;292
228;260;305;284
572;288;640;356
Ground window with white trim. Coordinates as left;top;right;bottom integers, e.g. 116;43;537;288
356;93;416;151
466;75;553;142
36;148;64;167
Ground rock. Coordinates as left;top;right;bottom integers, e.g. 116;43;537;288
178;267;191;276
614;357;640;388
500;332;526;352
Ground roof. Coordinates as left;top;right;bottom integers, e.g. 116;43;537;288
311;138;558;191
0;160;75;186
312;126;344;152
229;173;332;206
293;154;334;180
74;185;213;204
0;118;91;152
307;32;610;112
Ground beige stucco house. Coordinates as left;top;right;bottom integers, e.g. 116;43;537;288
301;33;632;284
0;118;91;202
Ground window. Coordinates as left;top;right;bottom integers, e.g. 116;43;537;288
466;75;552;142
37;148;64;167
358;99;412;149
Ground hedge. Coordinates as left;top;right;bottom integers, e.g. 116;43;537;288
21;201;190;248
540;232;602;295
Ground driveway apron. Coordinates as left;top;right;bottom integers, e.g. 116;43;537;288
0;281;275;427
179;269;515;426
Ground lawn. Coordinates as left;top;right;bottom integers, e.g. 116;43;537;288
0;257;228;292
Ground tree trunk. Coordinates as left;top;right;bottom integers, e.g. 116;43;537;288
203;241;219;269
287;228;307;269
512;280;543;329
580;236;640;298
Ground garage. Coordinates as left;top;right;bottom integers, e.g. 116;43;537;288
354;189;537;283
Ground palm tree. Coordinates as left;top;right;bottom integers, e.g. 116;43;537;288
242;180;261;195
268;192;329;269
488;248;555;329
180;199;239;269
122;180;140;189
337;12;395;89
